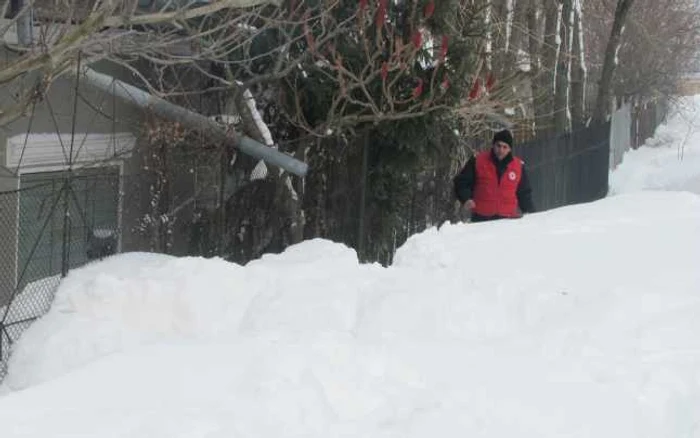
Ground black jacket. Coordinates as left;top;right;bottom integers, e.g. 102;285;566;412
453;151;535;219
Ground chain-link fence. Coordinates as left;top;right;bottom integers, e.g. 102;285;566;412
0;169;121;379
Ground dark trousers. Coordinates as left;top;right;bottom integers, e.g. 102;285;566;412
470;213;521;223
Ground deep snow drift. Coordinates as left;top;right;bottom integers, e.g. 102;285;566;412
0;190;698;438
1;97;700;437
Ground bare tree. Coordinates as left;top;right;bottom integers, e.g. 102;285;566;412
524;0;562;135
0;1;278;119
613;0;700;99
553;0;573;132
593;0;636;123
570;0;586;128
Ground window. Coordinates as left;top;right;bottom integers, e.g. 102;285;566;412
17;167;120;289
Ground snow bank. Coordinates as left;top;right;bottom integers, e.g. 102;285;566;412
610;96;700;195
3;94;700;436
0;191;699;437
2;240;378;391
0;275;60;324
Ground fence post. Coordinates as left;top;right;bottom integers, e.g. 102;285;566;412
217;147;227;257
61;179;72;278
357;132;369;260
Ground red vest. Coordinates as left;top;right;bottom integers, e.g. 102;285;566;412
472;151;523;218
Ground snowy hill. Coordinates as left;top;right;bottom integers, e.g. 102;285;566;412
1;98;700;438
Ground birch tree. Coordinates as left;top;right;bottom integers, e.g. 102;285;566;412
533;0;562;135
570;0;587;128
553;0;573;132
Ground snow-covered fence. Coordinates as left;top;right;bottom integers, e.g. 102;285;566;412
610;98;668;170
0;186;62;380
631;99;668;150
0;169;121;380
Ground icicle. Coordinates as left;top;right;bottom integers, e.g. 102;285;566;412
424;1;435;19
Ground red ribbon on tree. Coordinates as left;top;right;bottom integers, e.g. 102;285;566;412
486;72;496;92
469;77;481;100
412;30;423;49
424;1;435;19
376;0;388;31
304;20;315;52
439;35;449;62
441;73;450;92
412;79;424;99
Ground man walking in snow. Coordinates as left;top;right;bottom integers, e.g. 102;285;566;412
454;129;535;222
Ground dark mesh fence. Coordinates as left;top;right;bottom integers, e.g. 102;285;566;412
0;169;121;380
519;122;611;212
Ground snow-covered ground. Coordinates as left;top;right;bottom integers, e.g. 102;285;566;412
0;276;61;369
1;98;700;437
610;96;700;194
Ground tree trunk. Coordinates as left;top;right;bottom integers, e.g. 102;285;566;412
570;0;586;128
526;1;542;75
228;82;306;249
503;0;528;72
593;0;636;124
504;0;515;53
536;0;562;135
554;0;573;133
484;0;493;71
492;0;513;75
527;0;543;134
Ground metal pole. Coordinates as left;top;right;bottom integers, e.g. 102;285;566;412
73;66;309;177
62;52;83;277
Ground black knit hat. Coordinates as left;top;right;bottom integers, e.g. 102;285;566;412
492;129;514;149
